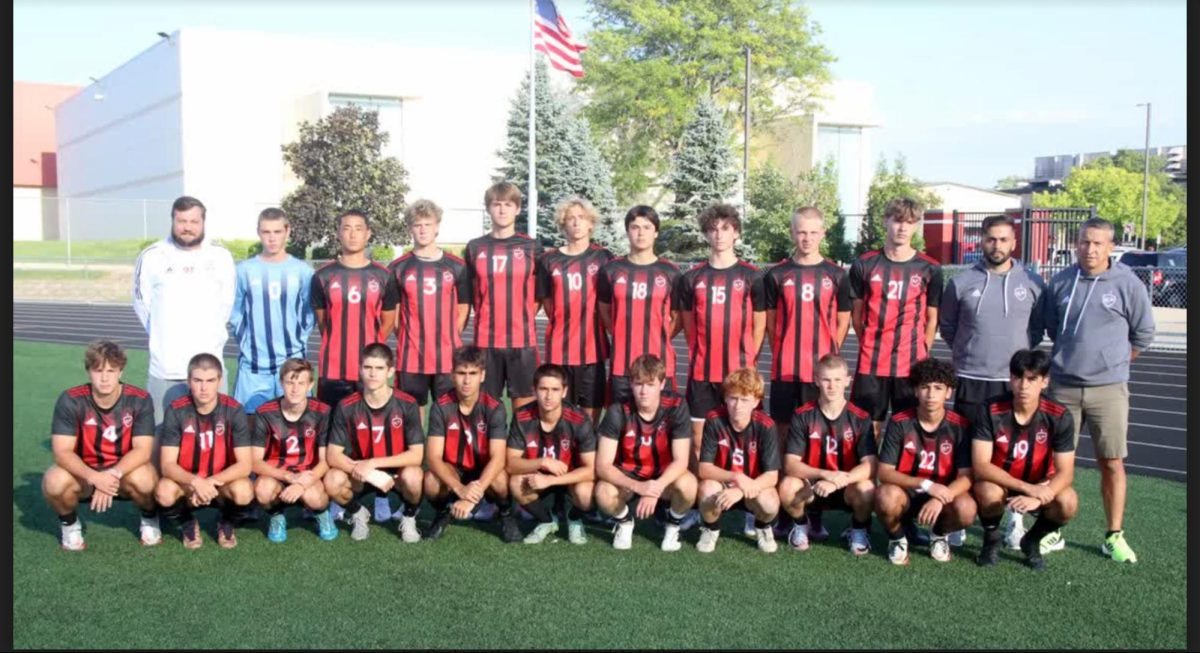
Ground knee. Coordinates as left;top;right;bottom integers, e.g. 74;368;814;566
973;481;1005;511
1055;487;1079;520
754;488;780;515
846;480;875;505
124;464;158;495
41;466;75;498
303;485;330;510
422;470;442;497
399;466;423;491
570;482;594;509
490;470;510;497
228;480;254;506
672;471;698;501
698;479;724;503
154;479;181;506
874;485;904;515
255;478;280;505
594;482;619;510
953;493;978;524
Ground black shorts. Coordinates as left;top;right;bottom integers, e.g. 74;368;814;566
810;488;851;513
563;363;607;409
608;375;677;405
317;379;358;408
850;373;916;422
952;378;1009;423
686;380;724;420
769;380;821;424
483;347;538;400
902;490;937;521
397;372;455;405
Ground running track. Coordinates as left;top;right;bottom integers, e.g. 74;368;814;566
13;301;1187;481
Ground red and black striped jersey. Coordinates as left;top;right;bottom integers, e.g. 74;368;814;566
785;401;877;471
674;261;767;383
161;394;251;478
464;234;542;349
848;250;943;378
388;251;470;374
699;406;780;478
311;261;399;382
51;383;155;470
427;390;508;471
972;394;1075;484
253;398;331;472
597;393;691;480
536;245;614;365
764;259;851;382
328;391;423;462
878;409;970;485
507;402;597;470
596;257;681;378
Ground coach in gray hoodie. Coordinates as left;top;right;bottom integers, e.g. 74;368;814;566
1044;217;1154;565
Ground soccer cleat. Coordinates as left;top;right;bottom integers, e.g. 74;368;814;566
398;515;421;543
524;518;559;544
661;523;682;552
789;523;811;552
948;529;966;548
423;510;452;541
182;519;203;550
501;512;523;543
315;509;339;541
217;520;238;549
807;515;830;541
929;535;952;562
678;509;701;532
349;506;371;541
267;513;288;544
1004;510;1027;551
1020;532;1047;571
567;519;587;545
60;521;85;551
755;527;778;554
472;501;498;522
743;512;757;537
612;518;635;550
373;496;392;523
1040;530;1066;555
887;537;910;565
696;527;721;553
976;532;1003;567
1101;531;1138;564
139;515;162;547
848;528;871;556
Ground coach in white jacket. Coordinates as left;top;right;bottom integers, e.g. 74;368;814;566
133;196;236;426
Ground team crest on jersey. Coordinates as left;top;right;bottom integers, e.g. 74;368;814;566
1102;292;1117;308
748;439;757;452
476;420;487;434
910;274;923;289
1014;286;1028;301
655;275;666;288
1035;428;1048;444
822;276;833;290
443;270;455;283
122;413;133;428
368;279;380;293
391;415;402;428
939;440;952;455
215;421;226;436
843;427;854;441
587;263;599;276
733;278;745;291
514;248;525;260
561;438;571;451
268;281;282;299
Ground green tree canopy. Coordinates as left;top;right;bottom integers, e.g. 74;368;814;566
1032;160;1180;245
857;156;939;255
743;159;850;263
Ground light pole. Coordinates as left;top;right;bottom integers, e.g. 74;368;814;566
1136;102;1151;249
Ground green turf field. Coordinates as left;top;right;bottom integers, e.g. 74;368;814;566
12;341;1187;649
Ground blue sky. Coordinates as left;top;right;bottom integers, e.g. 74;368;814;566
14;0;1186;188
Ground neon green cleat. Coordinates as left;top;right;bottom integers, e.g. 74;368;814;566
1101;531;1138;563
1039;530;1065;555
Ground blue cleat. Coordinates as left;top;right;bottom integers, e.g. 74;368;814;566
316;509;339;541
267;513;288;543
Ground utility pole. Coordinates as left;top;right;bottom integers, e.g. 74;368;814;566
1136;102;1151;249
743;45;751;214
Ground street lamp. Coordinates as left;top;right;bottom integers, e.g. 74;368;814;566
157;31;174;45
88;76;105;101
1136;102;1151;249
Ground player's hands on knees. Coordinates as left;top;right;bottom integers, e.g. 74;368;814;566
716;488;744;511
927;483;953;505
829;471;851;489
293;471;316;488
635;495;658;520
917;496;944;526
90;489;115;513
189;477;219;505
527;474;551;491
732;473;756;495
1024;482;1055;506
813;479;838;498
350;460;376;483
451;499;476;520
539;458;568;476
1007;495;1041;514
463;481;485;504
89;469;121;497
280;483;306;503
640;479;664;499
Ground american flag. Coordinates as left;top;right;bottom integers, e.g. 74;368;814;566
534;0;586;78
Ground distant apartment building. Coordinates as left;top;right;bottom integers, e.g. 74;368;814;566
1033;146;1187;183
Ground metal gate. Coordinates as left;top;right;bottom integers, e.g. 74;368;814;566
1020;207;1096;281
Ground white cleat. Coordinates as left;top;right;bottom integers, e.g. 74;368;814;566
1004;510;1027;551
612;519;634;550
696;527;721;553
1040;529;1066;555
888;537;910;565
60;521;85;551
139;515;163;547
398;515;421;543
755;527;778;554
524;519;559;544
848;528;871;556
661;523;682;552
930;536;952;562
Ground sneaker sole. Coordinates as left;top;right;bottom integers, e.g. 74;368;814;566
140;536;162;547
61;542;86;552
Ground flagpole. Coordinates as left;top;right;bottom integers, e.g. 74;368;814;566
528;0;538;239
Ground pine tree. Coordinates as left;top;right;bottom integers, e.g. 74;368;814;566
660;97;740;261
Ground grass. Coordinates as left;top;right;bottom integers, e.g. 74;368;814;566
12;340;1188;649
12;268;112;281
13;239;152;261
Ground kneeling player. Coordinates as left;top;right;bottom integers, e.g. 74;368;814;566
43;340;161;550
594;354;698;551
506;364;597;544
423;345;519;542
972;349;1078;571
778;354;877;555
696;368;781;553
875;358;976;564
324;344;424;542
252;358;337;543
155;354;254;549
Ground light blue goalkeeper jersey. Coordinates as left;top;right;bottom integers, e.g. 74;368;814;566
229;255;315;374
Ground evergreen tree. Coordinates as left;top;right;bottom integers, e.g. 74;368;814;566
660;98;739;261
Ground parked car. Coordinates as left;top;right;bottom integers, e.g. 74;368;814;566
1115;250;1187;308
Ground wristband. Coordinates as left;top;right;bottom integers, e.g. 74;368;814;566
917;479;933;494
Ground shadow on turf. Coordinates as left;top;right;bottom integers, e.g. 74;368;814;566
15;472;144;542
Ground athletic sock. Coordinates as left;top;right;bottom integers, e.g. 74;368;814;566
525;499;553;524
497;498;514;517
567;506;584;521
1105;529;1120;539
851;517;871;530
402;501;420;518
139;508;158;520
219;501;238;524
430;497;449;514
1030;515;1065;543
886;527;904;540
754;518;775;529
266;503;284;516
615;506;632;523
666;508;686;525
59;511;78;527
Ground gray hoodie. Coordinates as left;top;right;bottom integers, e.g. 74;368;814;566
1045;261;1155;386
939;261;1047;381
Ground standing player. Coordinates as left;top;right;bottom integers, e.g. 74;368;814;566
695;368;781;554
939;213;1047;549
388;199;470;423
422;346;519;542
849;198;943;435
536;197;614;423
777;354;877;555
874;358;976;564
463;182;543;412
154;354;254;550
251;358;337;543
594;354;697;552
597;205;683;405
506;364;597;544
230;208;315;422
42;341;161;550
312;209;398;522
323;344;425;542
972;350;1078;571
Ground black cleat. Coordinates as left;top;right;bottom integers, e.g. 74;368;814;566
977;530;1003;567
1020;532;1047;572
500;512;523;543
423;510;452;541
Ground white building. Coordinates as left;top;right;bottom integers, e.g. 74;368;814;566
55;28;531;244
919;181;1021;213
